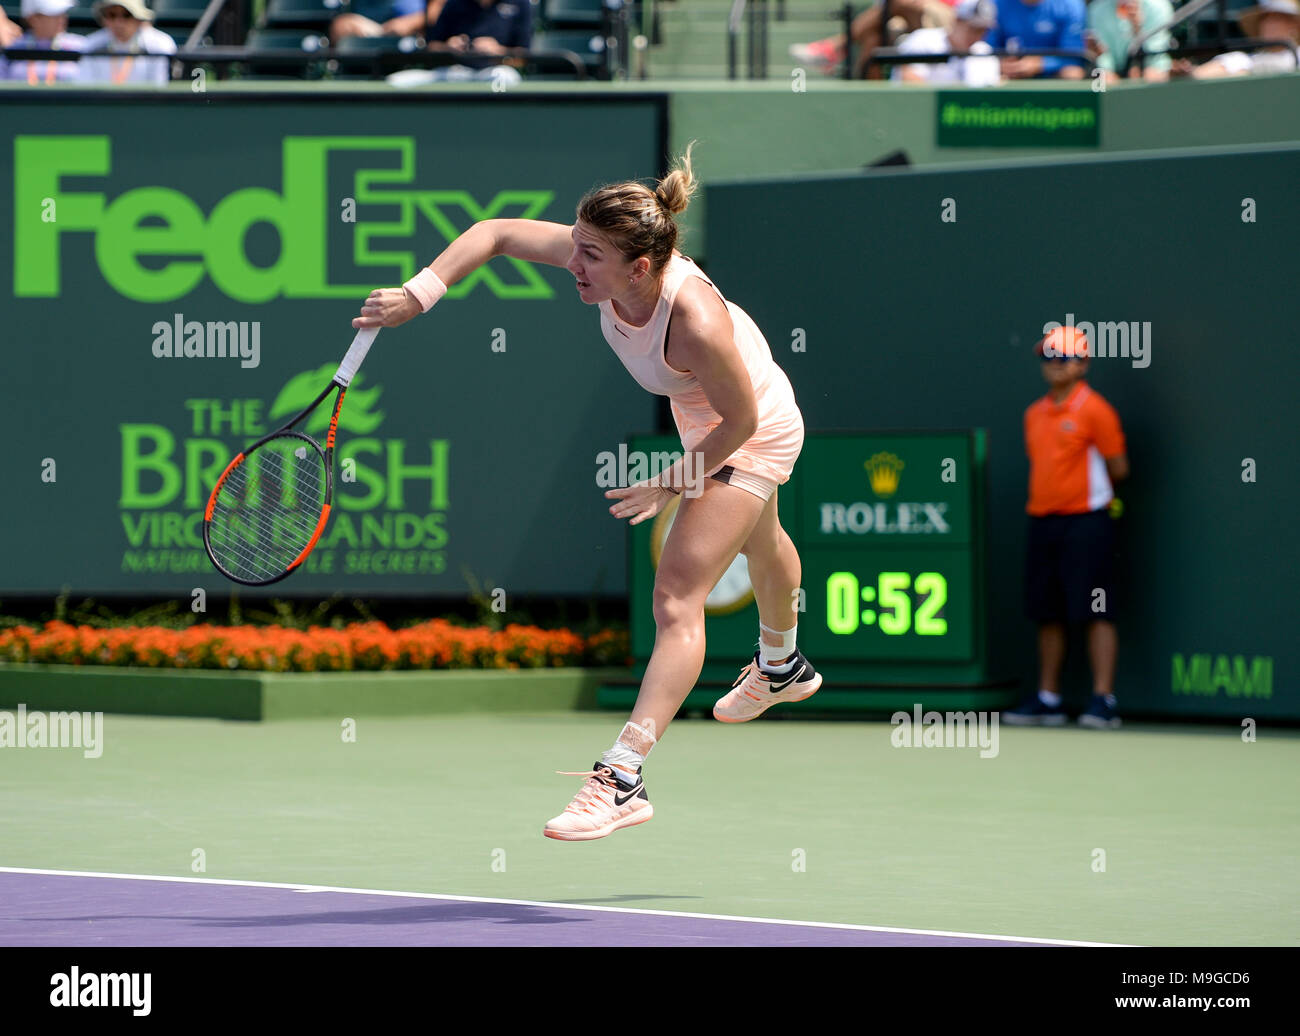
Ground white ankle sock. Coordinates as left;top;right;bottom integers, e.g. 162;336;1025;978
1037;689;1062;707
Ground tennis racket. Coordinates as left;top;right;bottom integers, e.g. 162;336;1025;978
203;327;380;586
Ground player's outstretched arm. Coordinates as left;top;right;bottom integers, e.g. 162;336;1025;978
352;219;573;329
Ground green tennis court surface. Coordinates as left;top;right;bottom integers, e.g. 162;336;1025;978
2;711;1296;945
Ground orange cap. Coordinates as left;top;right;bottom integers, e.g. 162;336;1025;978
1036;325;1090;359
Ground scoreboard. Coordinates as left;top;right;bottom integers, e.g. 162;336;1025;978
794;434;978;665
606;431;994;708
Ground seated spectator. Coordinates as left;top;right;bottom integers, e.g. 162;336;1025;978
1183;0;1299;76
332;0;446;46
427;0;532;57
1;8;24;47
791;1;957;79
80;0;176;85
894;0;1000;84
986;0;1087;78
1086;0;1174;83
0;0;85;83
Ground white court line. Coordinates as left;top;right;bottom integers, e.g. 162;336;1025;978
0;865;1132;947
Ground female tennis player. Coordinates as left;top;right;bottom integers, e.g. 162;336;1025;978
352;146;820;840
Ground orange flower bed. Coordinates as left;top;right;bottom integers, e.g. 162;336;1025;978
0;620;629;672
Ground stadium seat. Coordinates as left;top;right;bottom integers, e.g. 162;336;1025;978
150;0;213;25
152;0;212;12
331;31;422;77
165;24;211;46
334;31;420;50
262;0;345;30
1180;0;1252;43
245;26;329;48
532;26;607;76
242;26;330;76
540;0;605;29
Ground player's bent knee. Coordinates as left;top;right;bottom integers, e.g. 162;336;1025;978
651;597;703;634
651;580;705;630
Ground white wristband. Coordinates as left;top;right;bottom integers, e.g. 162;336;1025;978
403;267;448;313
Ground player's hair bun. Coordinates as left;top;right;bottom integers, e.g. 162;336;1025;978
576;141;701;272
655;142;698;216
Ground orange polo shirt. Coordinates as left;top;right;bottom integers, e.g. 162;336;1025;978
1025;381;1126;516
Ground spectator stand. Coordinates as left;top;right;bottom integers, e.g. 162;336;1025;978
13;0;254;46
0;0;243;80
724;0;1285;80
231;0;608;80
535;0;642;79
1125;0;1272;74
864;46;1094;76
157;0;246;46
727;0;768;78
727;1;858;80
1172;0;1254;45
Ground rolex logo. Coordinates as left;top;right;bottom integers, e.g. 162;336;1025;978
865;452;904;497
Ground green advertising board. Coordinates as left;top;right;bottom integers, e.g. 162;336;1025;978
1;92;667;596
605;431;992;711
936;90;1100;148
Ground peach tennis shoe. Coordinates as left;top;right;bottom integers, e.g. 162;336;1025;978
543;763;654;841
713;650;823;723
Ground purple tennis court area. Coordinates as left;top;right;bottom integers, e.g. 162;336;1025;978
0;869;1086;947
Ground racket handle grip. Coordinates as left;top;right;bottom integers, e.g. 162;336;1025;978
334;327;379;387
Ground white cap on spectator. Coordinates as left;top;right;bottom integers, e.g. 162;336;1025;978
954;0;997;28
1239;0;1300;38
22;0;75;16
93;0;157;19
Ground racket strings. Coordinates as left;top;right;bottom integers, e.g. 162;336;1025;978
209;477;324;578
207;443;328;583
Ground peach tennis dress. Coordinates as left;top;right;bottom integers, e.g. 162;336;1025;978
597;253;805;501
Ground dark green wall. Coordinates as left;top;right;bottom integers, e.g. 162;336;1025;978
667;75;1300;260
705;143;1299;718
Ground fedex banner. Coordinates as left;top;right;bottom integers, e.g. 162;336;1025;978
1;92;666;595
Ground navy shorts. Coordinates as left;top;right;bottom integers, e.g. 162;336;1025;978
1024;509;1117;623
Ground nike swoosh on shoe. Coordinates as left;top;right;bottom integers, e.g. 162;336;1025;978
768;663;808;692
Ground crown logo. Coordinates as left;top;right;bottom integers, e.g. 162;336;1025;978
865;452;904;497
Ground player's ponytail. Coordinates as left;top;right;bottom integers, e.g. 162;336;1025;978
576;141;700;273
